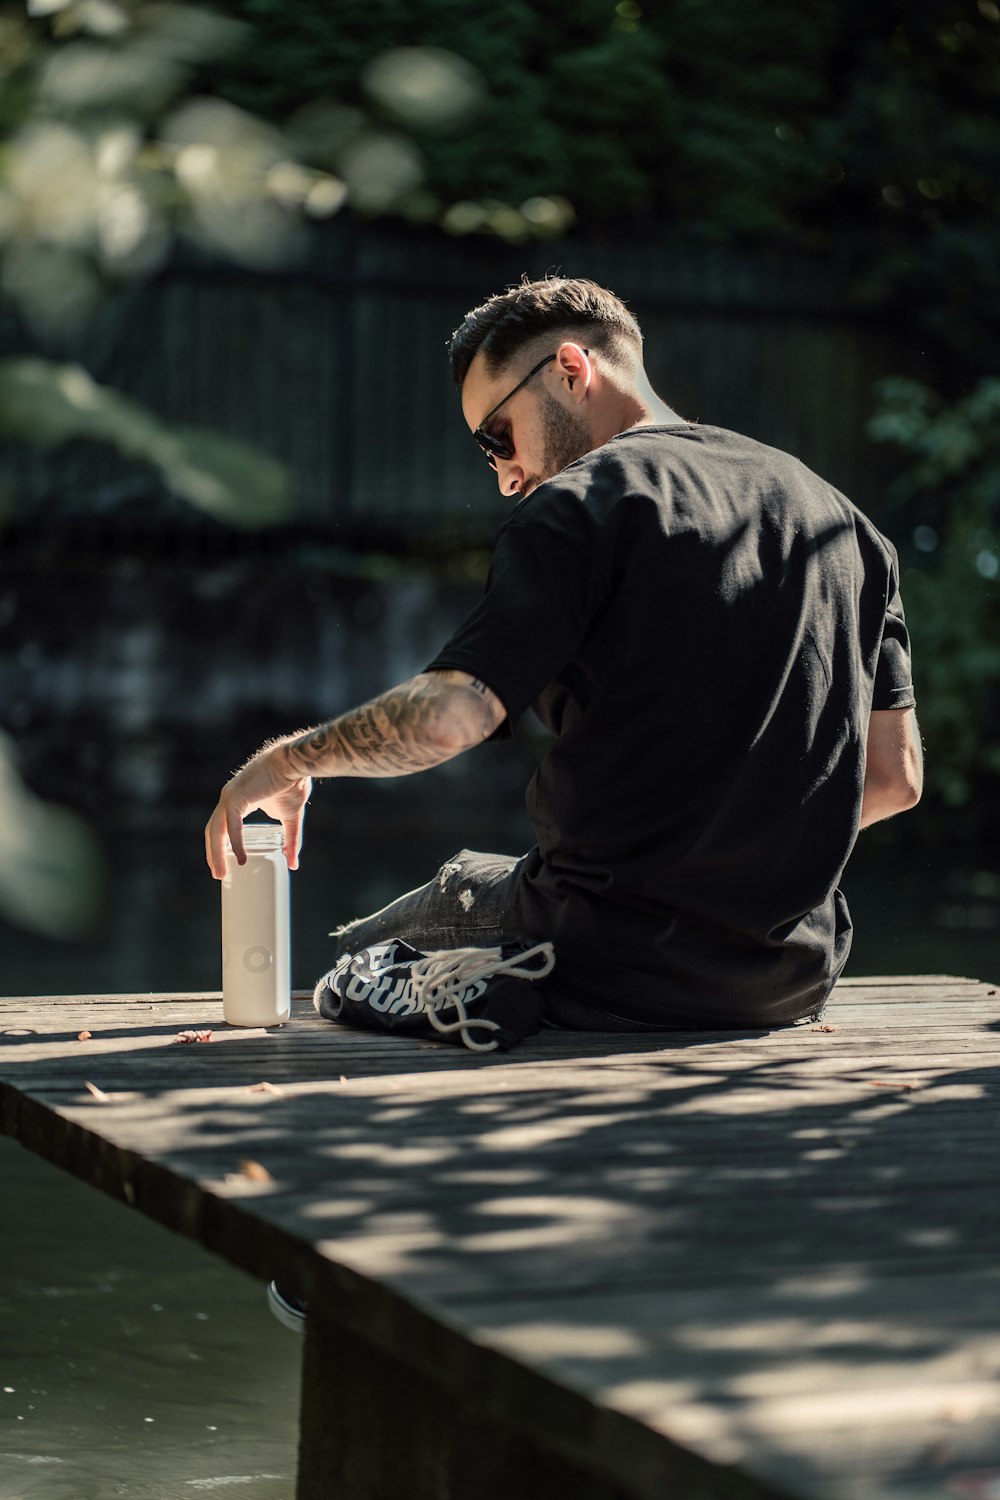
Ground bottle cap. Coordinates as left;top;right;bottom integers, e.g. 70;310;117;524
230;823;284;852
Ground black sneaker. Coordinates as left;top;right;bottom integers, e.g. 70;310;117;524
266;1280;307;1334
313;936;555;1052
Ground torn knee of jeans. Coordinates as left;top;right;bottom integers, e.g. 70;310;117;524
437;860;463;891
437;856;479;908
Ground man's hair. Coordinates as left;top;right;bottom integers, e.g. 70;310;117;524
448;276;643;387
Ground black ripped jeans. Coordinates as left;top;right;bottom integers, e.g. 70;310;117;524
331;849;526;959
329;848;666;1033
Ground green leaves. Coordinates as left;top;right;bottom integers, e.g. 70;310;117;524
870;377;1000;496
206;0;1000;346
869;375;1000;815
0;359;291;527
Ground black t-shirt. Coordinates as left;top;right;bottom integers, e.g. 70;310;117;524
426;424;915;1028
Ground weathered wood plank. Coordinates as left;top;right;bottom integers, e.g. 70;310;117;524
296;1309;796;1500
458;1268;1000;1496
2;975;999;1500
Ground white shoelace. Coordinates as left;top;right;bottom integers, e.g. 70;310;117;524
409;941;555;1051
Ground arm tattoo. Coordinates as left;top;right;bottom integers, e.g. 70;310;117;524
283;674;497;779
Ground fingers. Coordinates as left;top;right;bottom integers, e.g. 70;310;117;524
204;800;246;879
282;804;307;871
205;804;229;881
206;746;307;879
227;807;246;870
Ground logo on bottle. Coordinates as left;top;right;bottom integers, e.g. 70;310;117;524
243;946;273;973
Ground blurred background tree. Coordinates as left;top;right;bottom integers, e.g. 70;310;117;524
869;377;1000;824
207;0;1000;368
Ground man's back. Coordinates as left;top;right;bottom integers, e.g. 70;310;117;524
429;424;915;1027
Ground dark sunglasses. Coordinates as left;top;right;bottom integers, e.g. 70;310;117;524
471;352;558;468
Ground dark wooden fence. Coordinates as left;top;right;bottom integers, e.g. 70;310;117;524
1;221;918;548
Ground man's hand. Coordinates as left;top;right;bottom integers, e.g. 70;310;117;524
204;744;311;880
205;671;506;880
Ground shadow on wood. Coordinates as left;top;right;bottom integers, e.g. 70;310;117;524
2;975;999;1499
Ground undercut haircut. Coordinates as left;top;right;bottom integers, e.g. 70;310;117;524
448;276;643;387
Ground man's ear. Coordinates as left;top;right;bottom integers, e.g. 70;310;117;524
555;342;592;402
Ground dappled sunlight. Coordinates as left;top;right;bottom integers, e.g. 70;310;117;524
474;1265;1000;1484
475;1111;638;1152
486;1321;645;1360
321;1141;456;1168
473;1195;636;1221
438;1168;547;1188
3;979;1000;1494
674;1315;933;1355
295;1197;373;1222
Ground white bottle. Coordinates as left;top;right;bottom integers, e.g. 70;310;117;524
221;823;291;1027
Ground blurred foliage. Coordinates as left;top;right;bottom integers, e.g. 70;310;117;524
0;359;289;526
0;2;571;316
207;0;1000;370
0;732;105;939
0;0;556;938
869;377;1000;821
0;1;574;526
0;0;317;530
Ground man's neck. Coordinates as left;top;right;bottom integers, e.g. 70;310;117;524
591;388;685;448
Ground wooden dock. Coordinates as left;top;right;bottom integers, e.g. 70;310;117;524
2;974;999;1499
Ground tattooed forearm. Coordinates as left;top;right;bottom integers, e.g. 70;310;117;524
282;673;500;780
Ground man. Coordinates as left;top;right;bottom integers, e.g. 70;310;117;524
205;276;921;1032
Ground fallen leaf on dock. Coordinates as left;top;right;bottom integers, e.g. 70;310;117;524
172;1030;214;1045
221;1158;277;1190
237;1159;274;1183
77;1031;93;1041
868;1079;916;1091
84;1080;109;1102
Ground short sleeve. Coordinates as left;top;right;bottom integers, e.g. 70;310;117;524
872;554;916;711
425;519;606;732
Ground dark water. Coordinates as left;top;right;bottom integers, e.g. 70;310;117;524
0;1139;301;1500
3;784;999;1499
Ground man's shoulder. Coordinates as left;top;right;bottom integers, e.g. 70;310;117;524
511;423;714;514
513;423;806;522
504;422;891;556
541;422;794;491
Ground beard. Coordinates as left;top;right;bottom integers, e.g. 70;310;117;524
521;393;591;494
